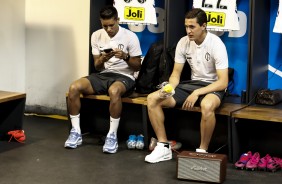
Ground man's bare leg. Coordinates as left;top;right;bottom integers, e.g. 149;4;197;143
198;94;220;152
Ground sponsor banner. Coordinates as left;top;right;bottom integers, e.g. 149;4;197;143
114;0;157;25
273;0;282;33
193;0;240;31
120;0;164;57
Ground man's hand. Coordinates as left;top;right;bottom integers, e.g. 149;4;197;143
113;48;127;60
182;91;199;110
101;51;115;62
158;82;175;99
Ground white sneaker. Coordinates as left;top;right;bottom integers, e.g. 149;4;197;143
145;142;172;163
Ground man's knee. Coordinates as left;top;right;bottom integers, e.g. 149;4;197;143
108;86;123;97
200;100;218;117
69;82;81;96
201;95;220;112
147;92;159;108
200;100;213;110
69;78;91;94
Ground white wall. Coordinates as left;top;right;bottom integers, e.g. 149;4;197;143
0;0;90;114
25;0;90;114
0;0;26;92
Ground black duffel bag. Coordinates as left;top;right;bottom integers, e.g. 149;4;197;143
255;89;282;105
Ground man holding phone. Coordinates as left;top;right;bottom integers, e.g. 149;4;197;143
103;48;113;53
65;5;142;153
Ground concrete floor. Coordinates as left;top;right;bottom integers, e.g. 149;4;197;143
0;116;281;184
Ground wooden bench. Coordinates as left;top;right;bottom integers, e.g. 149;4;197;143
0;91;26;137
67;93;244;154
230;104;282;162
81;94;147;105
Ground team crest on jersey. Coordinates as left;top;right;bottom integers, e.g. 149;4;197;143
124;0;132;3
137;0;146;4
205;52;211;62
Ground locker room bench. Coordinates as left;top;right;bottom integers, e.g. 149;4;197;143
66;92;244;155
230;104;282;163
0;90;26;138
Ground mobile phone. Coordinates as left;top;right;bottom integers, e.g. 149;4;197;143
103;48;113;53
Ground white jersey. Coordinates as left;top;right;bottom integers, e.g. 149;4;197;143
175;32;228;83
114;0;157;25
274;0;282;33
91;26;142;80
193;0;240;31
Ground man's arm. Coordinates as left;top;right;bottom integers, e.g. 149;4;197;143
111;48;142;72
168;63;185;88
122;54;142;71
93;52;115;71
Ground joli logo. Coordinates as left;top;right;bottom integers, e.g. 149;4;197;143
124;7;145;21
206;11;226;27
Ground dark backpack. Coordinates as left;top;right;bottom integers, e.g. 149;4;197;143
158;45;175;85
135;41;164;94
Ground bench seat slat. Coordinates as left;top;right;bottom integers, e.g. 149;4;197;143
232;106;282;122
70;94;282;120
0;91;26;103
75;94;245;116
81;94;147;105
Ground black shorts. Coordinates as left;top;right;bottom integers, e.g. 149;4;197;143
85;72;135;97
173;80;226;108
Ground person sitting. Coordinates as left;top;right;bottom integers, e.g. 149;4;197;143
145;8;229;163
64;6;142;154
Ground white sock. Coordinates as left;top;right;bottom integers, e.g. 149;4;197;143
196;148;208;153
107;116;120;137
70;114;81;134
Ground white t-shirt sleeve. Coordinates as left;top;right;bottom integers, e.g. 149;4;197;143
174;37;188;64
127;31;142;57
213;37;229;69
91;31;101;56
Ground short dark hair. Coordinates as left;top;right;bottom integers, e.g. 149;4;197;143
100;6;118;20
185;8;207;26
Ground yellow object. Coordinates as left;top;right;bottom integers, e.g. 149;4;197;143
163;84;173;93
24;113;68;120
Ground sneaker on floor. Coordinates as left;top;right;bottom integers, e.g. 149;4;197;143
103;132;118;153
234;151;252;170
267;157;281;172
145;142;172;163
149;137;182;151
136;134;144;150
126;135;137;149
273;157;282;168
258;154;271;171
64;128;82;149
169;140;182;151
149;137;158;151
246;152;260;171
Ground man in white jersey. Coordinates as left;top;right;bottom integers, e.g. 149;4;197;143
145;8;228;163
65;6;142;153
